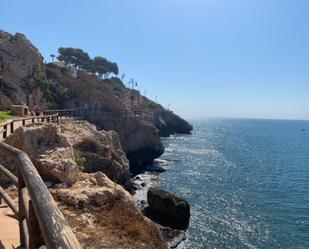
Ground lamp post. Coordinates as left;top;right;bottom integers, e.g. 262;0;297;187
128;79;138;112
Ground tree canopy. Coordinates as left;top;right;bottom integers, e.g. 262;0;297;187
57;47;118;78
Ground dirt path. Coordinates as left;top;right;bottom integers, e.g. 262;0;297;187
0;203;19;249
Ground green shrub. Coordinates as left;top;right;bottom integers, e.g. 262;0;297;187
34;71;54;102
45;62;59;69
75;151;86;171
148;102;157;109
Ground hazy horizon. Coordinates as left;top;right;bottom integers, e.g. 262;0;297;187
2;0;308;120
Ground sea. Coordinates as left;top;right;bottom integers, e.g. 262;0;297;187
134;118;309;249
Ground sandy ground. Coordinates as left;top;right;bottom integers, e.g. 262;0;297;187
0;203;19;249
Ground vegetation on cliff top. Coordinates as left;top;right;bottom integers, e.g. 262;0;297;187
56;47;119;78
34;68;72;108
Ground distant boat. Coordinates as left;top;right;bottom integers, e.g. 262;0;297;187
301;128;306;131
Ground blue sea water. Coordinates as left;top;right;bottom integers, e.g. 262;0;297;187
150;118;309;249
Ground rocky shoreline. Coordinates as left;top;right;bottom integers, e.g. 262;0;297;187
132;158;190;249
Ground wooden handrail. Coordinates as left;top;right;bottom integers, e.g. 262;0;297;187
44;108;146;117
0;142;82;249
0;114;58;127
0;114;60;140
0;164;18;185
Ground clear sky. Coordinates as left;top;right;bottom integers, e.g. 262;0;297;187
2;0;309;120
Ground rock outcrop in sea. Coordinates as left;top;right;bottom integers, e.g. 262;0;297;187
146;187;190;230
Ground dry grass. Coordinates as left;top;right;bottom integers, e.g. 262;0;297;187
59;193;167;249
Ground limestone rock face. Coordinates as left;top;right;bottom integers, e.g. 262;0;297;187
5;123;79;185
51;172;168;249
92;116;164;172
45;66;125;110
59;120;132;191
4;120;132;190
153;110;193;137
146;187;190;230
0;30;46;109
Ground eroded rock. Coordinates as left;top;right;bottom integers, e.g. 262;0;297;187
146;187;190;230
4;120;132;191
5;123;79;185
59;120;132;191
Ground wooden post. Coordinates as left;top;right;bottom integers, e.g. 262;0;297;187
10;122;14;133
29;200;43;249
22;119;26;126
18;168;26;247
3;124;7;138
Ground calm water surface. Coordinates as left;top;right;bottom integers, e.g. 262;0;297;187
144;118;309;249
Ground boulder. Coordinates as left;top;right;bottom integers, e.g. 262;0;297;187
146;187;190;230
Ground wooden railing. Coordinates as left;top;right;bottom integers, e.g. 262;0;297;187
43;108;144;118
0;114;60;140
0;142;82;249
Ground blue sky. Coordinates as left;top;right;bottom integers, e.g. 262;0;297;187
2;0;309;119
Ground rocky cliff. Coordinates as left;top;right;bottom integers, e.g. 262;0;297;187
0;29;192;171
1;121;168;248
104;80;193;136
4;120;133;191
92;116;165;172
0;30;46;109
45;66;165;170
